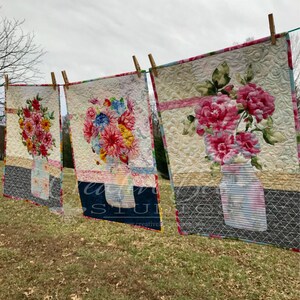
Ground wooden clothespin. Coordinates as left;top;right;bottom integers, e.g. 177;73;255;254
51;72;57;90
4;74;9;90
148;54;158;77
132;55;141;78
268;13;276;45
61;70;69;89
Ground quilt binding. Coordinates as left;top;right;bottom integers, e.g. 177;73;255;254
64;70;163;232
2;84;64;214
150;32;300;251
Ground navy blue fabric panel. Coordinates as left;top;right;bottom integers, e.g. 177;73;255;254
78;181;161;230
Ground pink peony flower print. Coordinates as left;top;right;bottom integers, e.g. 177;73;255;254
35;126;45;142
195;95;239;136
101;125;125;157
86;107;97;120
205;132;238;165
237;83;275;122
83;120;95;143
24;119;35;137
31;112;42;127
236;132;260;159
118;110;135;130
43;132;53;148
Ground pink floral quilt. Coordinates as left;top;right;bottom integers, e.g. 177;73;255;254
64;72;162;231
151;33;300;250
3;85;63;211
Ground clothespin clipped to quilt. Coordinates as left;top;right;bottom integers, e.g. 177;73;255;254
4;74;9;90
268;13;276;45
132;55;142;78
148;54;158;77
61;70;69;89
51;72;57;90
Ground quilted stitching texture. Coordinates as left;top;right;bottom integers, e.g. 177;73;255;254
175;186;300;249
4;86;62;209
152;34;300;248
65;73;162;229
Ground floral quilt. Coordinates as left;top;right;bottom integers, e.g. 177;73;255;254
65;72;161;231
151;33;300;249
3;85;63;211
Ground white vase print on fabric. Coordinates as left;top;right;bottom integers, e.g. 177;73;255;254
3;87;62;210
83;97;138;209
219;163;267;231
18;94;55;201
31;156;50;200
104;157;135;208
151;33;300;247
65;72;161;230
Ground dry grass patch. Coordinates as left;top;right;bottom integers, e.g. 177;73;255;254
0;162;299;299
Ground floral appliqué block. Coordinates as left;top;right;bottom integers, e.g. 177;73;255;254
151;33;300;249
17;94;56;200
184;62;284;231
65;73;161;231
83;97;138;208
4;86;62;210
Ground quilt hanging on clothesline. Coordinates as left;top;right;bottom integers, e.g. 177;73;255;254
65;72;162;231
3;85;63;211
151;33;300;249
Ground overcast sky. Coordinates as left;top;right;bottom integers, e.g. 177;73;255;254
1;0;300;84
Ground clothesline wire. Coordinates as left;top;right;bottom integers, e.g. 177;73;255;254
1;27;299;89
288;27;300;33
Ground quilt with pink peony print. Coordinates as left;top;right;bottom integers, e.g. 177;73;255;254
64;72;162;231
3;85;63;211
151;33;300;250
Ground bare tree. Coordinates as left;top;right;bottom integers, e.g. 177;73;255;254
0;16;45;124
0;18;44;83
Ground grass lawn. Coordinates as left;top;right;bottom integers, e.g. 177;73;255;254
0;162;299;299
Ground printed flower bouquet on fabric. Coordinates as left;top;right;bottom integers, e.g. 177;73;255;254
65;72;161;231
184;62;285;231
152;34;299;247
17;94;56;200
83;97;138;208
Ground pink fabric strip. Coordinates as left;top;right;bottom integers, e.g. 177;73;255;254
48;159;62;168
76;170;156;187
158;96;208;111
